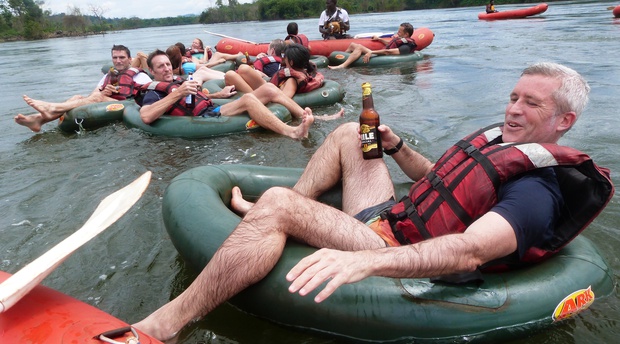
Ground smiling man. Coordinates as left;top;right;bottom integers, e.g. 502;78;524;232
15;45;151;132
138;49;319;140
134;62;613;341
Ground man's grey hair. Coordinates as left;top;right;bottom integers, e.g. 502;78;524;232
521;62;590;119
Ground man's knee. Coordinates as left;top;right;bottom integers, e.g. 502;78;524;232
237;64;253;75
254;82;279;99
335;122;358;135
224;70;236;83
259;187;299;211
239;92;261;107
327;122;358;144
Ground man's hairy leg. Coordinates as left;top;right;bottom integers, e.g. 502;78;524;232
134;186;384;341
294;122;395;215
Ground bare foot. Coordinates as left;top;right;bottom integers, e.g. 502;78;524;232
23;95;64;122
291;110;315;140
315;107;345;121
328;65;344;70
14;113;44;132
230;186;255;216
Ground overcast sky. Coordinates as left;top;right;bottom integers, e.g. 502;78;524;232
43;0;254;19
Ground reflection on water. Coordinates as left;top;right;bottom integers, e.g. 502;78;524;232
1;1;619;343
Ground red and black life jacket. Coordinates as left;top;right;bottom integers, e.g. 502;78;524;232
385;36;417;53
185;48;212;60
137;78;213;116
270;67;325;94
284;34;309;48
103;67;145;100
384;123;614;264
253;55;283;73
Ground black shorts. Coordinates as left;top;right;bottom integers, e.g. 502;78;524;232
198;105;221;118
353;198;396;224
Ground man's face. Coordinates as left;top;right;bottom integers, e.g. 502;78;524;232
396;26;409;38
503;74;564;144
111;50;131;71
149;54;174;82
326;0;336;10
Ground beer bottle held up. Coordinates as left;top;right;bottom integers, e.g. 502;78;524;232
359;82;382;159
108;67;119;91
185;72;195;109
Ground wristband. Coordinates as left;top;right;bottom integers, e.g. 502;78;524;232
384;138;404;155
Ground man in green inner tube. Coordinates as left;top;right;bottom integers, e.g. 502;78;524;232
138;50;343;140
14;45;151;132
134;62;613;341
329;22;417;70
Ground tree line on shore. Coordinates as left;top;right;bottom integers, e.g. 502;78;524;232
1;0;557;41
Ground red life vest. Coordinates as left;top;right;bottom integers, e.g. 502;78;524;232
384;123;614;264
253;55;283;73
185;48;212;60
270;67;325;94
137;78;213;116
385;36;417;53
284;34;309;48
103;67;145;100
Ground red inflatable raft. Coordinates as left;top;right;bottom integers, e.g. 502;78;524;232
478;3;548;20
215;27;434;57
0;271;162;344
613;5;620;18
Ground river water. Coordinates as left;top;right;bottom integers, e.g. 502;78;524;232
1;1;619;343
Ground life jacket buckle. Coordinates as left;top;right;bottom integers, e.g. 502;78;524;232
463;144;478;156
429;173;443;189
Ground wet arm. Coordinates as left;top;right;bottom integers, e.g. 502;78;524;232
140;91;183;124
378;125;433;181
288;212;517;302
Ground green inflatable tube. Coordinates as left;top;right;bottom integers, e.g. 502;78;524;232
58;100;133;133
328;51;424;67
163;164;614;343
122;101;291;139
203;79;345;108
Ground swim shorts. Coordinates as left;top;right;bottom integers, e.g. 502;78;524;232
198;105;221;118
354;199;401;247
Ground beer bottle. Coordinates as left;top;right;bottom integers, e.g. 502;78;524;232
185;72;195;109
244;52;254;68
108;67;119;90
359;82;382;159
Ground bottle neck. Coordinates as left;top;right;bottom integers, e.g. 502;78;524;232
362;93;375;109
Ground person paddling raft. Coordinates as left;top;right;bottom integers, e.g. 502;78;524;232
486;0;499;13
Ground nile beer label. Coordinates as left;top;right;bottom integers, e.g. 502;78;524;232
360;124;379;153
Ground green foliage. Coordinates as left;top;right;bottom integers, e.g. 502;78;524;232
257;0;322;20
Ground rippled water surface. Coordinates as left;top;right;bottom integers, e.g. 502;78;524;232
1;1;619;343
